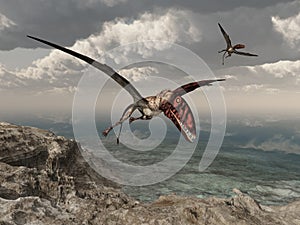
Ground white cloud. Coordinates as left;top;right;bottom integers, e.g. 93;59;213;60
218;59;300;93
0;9;201;92
35;86;77;96
217;59;300;117
242;84;264;92
118;66;158;82
259;60;300;78
90;9;201;58
0;13;16;30
272;12;300;49
0;64;25;88
266;88;280;94
224;75;237;80
245;60;300;90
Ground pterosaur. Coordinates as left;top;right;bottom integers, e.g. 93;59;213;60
218;23;258;65
28;35;225;143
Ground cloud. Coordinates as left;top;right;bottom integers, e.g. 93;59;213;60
0;64;25;89
218;59;300;93
1;0;298;69
195;0;300;67
1;1;299;116
245;60;300;90
272;12;300;49
242;84;264;92
119;66;158;82
0;13;16;30
224;75;237;80
215;58;300;115
75;0;128;7
99;0;127;7
92;9;201;55
259;60;300;78
0;9;201;91
0;0;135;50
0;0;208;51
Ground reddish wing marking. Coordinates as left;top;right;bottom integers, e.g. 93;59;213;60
160;79;225;142
233;44;245;49
160;96;196;142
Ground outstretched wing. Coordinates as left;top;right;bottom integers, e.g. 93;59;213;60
173;79;225;96
27;35;143;102
160;97;196;142
218;23;232;48
160;78;225;142
234;50;258;57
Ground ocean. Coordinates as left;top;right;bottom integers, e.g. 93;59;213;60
4;115;300;206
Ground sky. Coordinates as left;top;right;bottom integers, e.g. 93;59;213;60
0;0;299;120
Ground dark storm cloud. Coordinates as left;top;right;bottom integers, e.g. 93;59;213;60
0;0;137;50
146;0;295;13
186;1;300;69
0;7;201;89
0;0;296;51
1;0;299;92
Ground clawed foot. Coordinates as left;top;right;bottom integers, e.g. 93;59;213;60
102;127;112;137
129;117;135;124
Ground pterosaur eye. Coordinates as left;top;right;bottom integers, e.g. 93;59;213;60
176;96;181;103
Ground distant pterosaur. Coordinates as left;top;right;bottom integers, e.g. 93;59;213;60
218;23;258;65
28;35;225;143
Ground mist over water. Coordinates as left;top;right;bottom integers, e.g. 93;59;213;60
108;120;300;205
2;114;300;205
121;142;300;205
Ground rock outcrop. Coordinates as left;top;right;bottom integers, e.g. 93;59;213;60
0;122;299;225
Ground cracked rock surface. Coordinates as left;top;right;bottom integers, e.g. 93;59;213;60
0;122;299;225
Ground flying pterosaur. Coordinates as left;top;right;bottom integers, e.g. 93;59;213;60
28;35;225;143
218;23;258;65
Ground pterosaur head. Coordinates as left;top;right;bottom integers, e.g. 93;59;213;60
28;35;226;144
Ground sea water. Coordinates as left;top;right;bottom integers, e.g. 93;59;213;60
7;116;300;206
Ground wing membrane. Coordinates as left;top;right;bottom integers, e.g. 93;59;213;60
234;50;258;57
160;96;196;142
218;23;232;48
27;35;143;102
173;79;225;96
161;79;225;141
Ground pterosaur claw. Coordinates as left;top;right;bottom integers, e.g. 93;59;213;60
28;35;226;143
102;127;111;137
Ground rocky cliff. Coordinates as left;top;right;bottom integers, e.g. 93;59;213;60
0;122;299;225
